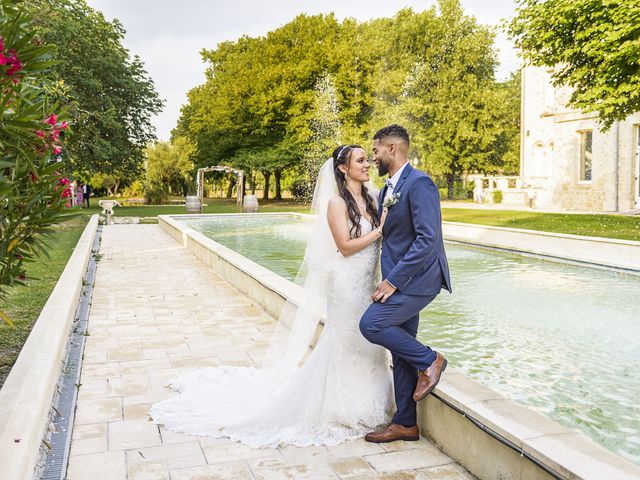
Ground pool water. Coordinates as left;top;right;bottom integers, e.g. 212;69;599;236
180;215;640;463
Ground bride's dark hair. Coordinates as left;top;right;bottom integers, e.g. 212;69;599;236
332;144;380;238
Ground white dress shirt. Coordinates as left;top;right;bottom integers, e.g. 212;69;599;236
384;161;409;201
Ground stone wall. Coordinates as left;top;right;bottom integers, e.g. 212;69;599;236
521;66;640;212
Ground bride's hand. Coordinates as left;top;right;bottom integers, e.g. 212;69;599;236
373;208;387;238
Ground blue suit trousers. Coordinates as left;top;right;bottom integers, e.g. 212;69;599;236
359;292;438;427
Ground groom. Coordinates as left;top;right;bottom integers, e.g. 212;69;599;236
360;124;452;443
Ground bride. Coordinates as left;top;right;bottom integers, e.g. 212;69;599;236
150;144;394;448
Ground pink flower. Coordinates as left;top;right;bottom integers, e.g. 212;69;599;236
50;129;60;141
35;130;45;138
0;39;6;66
53;146;63;155
2;49;22;76
44;114;57;125
6;59;22;76
60;121;69;130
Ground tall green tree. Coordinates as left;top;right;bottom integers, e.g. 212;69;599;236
509;0;640;129
487;71;521;175
177;14;345;197
175;4;520;199
384;1;510;197
24;0;163;188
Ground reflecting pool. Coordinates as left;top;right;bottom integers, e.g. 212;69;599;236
178;215;640;463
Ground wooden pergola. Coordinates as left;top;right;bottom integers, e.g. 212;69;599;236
196;166;245;207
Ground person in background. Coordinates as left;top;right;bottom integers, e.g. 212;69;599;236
473;180;484;204
70;180;77;207
82;181;92;208
77;181;84;208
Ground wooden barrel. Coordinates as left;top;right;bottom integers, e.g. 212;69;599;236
185;196;202;213
243;194;259;213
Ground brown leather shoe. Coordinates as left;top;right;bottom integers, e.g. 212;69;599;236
364;423;420;443
413;352;447;402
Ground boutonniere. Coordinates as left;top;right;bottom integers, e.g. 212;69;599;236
382;192;402;208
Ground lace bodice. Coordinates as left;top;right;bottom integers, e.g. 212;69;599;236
327;216;381;328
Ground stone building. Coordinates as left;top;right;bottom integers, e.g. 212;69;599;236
519;65;640;212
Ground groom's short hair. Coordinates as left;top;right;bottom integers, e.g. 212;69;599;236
373;124;410;146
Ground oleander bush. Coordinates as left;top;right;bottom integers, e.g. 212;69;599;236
0;0;71;324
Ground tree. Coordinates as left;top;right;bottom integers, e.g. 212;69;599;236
509;0;640;129
485;71;521;175
24;0;163;186
177;13;388;196
175;5;520;199
1;0;71;324
144;138;195;203
389;1;510;198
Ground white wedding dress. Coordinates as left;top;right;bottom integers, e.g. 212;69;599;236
151;165;394;448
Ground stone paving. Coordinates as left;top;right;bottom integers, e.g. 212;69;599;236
66;224;474;480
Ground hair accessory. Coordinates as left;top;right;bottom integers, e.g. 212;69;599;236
336;145;348;161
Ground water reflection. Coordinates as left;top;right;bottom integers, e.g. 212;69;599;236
181;215;640;464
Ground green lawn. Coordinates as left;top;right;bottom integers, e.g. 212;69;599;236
78;198;639;241
78;197;310;217
0;218;88;387
441;208;640;242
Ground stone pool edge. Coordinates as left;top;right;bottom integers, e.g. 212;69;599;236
159;213;640;480
443;221;640;272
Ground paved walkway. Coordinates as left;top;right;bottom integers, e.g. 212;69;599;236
66;224;473;480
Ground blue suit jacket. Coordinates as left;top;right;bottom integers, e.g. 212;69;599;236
378;164;452;296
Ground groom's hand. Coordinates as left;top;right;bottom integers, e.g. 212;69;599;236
372;279;397;303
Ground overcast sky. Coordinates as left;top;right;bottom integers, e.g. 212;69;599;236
85;0;520;141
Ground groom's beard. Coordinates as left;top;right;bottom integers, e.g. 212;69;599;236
377;160;389;177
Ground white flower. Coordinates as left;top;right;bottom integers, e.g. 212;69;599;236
382;192;402;208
